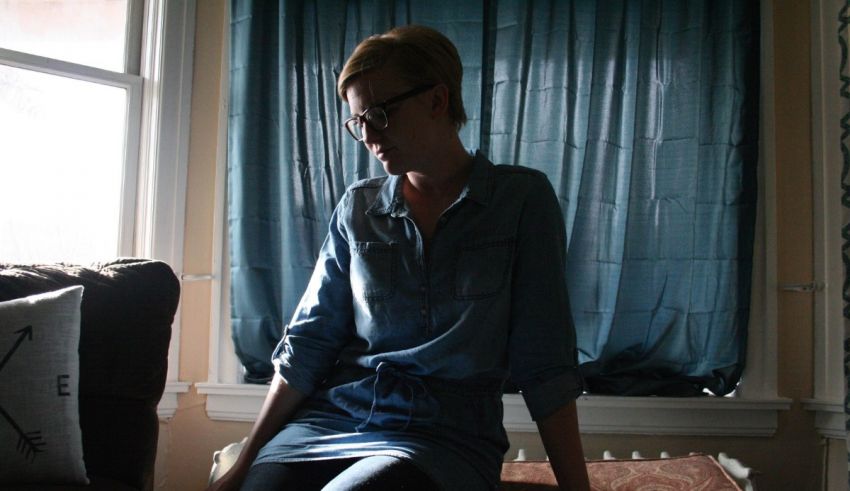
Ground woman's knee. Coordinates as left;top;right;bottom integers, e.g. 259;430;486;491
322;456;437;491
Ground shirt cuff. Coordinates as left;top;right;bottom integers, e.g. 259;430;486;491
271;339;316;396
520;370;584;421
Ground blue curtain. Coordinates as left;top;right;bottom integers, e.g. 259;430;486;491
229;0;759;396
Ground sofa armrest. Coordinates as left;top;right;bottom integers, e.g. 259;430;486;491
0;259;180;490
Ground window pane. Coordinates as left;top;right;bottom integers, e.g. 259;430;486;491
0;0;129;72
0;64;127;264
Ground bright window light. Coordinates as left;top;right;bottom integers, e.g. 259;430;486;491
0;64;127;264
0;0;129;72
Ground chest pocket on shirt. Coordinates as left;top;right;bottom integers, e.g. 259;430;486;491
454;238;515;300
350;241;396;302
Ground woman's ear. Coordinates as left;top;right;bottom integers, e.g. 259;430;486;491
429;84;450;119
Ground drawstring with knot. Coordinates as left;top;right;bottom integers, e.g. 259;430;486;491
356;362;436;432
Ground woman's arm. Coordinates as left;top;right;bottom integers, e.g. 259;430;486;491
206;372;307;491
536;400;590;491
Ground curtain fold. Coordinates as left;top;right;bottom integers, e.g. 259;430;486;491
840;0;850;480
229;0;759;396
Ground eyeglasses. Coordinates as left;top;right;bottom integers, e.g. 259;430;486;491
343;85;436;141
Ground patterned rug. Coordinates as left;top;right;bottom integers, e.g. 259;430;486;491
499;454;742;491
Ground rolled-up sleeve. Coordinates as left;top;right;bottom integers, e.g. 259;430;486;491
272;196;355;396
507;173;583;421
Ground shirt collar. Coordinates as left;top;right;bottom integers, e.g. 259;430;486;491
459;150;493;206
366;150;493;216
366;174;404;216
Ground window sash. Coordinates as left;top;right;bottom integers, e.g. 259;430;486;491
0;47;143;259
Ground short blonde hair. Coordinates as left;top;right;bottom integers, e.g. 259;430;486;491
337;25;467;130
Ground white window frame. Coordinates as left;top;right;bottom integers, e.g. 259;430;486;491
197;0;793;435
0;0;195;418
802;0;847;440
137;0;195;419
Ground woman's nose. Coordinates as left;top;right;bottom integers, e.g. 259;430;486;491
361;122;381;144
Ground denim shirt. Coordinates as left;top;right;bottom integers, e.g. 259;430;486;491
269;151;582;487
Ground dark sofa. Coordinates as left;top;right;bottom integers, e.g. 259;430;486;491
0;259;180;490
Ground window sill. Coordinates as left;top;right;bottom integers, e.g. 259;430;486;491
802;398;846;439
195;383;791;436
158;381;191;420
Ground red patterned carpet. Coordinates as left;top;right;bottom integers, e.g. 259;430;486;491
500;454;743;491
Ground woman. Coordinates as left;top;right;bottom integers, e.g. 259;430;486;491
209;25;589;491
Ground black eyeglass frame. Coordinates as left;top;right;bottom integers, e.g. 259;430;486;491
343;84;436;141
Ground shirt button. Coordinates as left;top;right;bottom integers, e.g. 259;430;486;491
419;285;426;292
420;307;427;316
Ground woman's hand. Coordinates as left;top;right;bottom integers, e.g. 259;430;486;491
204;374;308;491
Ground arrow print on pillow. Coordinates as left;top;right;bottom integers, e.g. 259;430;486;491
0;326;46;461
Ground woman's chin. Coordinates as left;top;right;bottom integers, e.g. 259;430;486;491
380;165;397;175
377;155;405;175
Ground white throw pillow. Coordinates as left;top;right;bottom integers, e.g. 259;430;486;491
0;286;88;485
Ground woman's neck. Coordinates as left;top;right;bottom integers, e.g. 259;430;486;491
404;137;472;198
401;137;473;243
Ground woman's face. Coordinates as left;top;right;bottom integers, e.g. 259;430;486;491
344;69;435;176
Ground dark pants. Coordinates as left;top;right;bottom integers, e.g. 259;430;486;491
240;455;439;491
